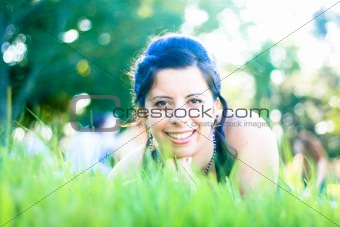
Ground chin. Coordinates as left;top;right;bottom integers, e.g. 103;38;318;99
170;147;195;158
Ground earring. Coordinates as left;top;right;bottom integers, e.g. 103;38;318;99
213;117;220;128
210;123;216;143
147;133;153;152
148;133;162;163
212;129;216;150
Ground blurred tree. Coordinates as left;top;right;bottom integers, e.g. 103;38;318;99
0;0;189;133
2;1;338;159
0;0;234;135
243;40;339;157
245;42;276;109
275;65;340;158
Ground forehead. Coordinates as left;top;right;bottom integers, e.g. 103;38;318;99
148;66;212;97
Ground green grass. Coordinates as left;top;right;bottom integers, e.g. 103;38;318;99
0;132;339;227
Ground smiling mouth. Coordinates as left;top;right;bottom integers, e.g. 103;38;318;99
165;130;195;140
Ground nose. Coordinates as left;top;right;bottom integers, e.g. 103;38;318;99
169;105;190;126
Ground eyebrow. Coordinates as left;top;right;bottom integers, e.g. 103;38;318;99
185;93;205;98
151;96;173;101
151;93;205;101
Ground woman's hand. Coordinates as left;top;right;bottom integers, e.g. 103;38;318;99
164;156;199;189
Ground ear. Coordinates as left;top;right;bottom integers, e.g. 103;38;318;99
134;104;149;129
140;114;149;129
136;104;148;119
140;117;147;127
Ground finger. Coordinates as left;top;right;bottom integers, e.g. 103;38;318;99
177;158;194;175
176;157;188;169
188;157;192;166
177;157;192;167
165;158;177;171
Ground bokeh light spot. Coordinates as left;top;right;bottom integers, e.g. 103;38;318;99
60;29;79;43
76;59;90;76
98;33;111;46
78;18;92;31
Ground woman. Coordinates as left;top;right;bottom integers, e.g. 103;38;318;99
292;130;328;194
109;34;279;196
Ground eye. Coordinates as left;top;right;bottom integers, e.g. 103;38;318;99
188;99;202;104
154;100;171;108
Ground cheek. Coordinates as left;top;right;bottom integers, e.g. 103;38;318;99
191;105;215;135
148;117;167;137
197;123;213;138
192;104;215;122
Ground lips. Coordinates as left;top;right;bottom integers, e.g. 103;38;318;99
164;130;196;144
167;131;194;139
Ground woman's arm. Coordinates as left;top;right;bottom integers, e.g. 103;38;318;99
313;139;328;189
316;157;327;189
108;145;145;183
225;115;279;196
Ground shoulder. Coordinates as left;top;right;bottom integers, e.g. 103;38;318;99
217;109;279;194
114;126;148;160
108;144;145;181
217;109;279;174
217;109;276;154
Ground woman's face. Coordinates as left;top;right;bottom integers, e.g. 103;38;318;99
144;66;219;158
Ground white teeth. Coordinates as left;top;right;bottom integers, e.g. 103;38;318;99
167;131;193;140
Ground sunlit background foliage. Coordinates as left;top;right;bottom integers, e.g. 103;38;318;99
1;0;339;157
1;0;340;226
